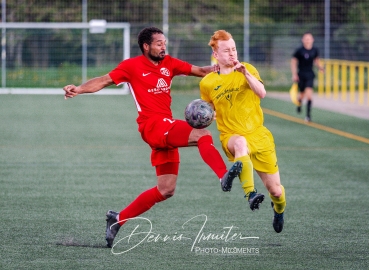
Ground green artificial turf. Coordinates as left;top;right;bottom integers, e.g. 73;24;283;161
0;93;368;269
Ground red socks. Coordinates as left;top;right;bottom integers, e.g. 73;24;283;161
118;186;166;226
117;135;227;227
197;135;227;179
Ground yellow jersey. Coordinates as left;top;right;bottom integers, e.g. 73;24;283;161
200;62;264;137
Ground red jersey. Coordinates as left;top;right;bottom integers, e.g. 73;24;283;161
109;55;192;124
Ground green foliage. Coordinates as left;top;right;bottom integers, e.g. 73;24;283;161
347;1;369;23
5;0;82;22
1;0;368;24
254;0;368;24
1;0;369;89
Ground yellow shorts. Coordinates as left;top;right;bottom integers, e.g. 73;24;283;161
220;126;279;174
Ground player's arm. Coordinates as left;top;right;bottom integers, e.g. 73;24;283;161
245;71;266;99
63;74;114;99
291;57;299;82
189;65;219;77
314;57;324;72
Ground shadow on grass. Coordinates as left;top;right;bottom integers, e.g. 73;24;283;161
56;237;107;249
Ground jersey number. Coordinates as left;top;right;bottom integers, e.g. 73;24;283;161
163;118;175;124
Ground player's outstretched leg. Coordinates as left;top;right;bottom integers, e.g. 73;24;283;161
220;161;243;192
105;186;167;248
245;190;265;211
271;202;284;233
105;210;121;248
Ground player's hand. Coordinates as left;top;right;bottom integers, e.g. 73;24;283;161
212;64;220;73
63;84;79;99
233;60;246;75
292;74;299;82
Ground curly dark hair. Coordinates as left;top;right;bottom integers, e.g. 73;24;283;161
137;27;163;54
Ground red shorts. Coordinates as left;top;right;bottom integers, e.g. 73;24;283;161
138;116;193;166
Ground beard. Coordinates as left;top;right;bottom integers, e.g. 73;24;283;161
148;50;166;62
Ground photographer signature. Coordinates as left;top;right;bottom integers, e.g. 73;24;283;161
111;214;258;254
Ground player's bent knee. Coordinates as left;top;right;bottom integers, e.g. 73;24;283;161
198;129;212;137
162;189;175;198
270;187;282;198
157;170;178;198
233;136;247;150
157;184;176;198
188;128;212;145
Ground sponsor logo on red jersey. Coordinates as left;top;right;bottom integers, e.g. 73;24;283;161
148;78;170;93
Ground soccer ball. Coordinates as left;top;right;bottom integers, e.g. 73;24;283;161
184;99;214;129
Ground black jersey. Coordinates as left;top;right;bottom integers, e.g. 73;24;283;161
292;46;319;74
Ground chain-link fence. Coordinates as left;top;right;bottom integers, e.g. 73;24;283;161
0;0;368;90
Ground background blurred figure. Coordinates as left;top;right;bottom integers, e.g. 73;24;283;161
291;32;324;122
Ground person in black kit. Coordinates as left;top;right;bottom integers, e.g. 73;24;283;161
291;32;324;122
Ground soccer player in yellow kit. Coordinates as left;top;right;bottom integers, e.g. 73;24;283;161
200;30;286;233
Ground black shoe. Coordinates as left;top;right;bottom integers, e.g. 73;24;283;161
271;202;284;233
105;210;121;248
296;106;301;114
246;190;264;211
220;161;243;192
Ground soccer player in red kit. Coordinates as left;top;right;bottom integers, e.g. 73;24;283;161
63;27;242;248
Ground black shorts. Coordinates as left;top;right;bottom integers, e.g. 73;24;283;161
298;72;315;93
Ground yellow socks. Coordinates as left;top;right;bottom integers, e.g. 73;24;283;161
235;155;286;214
235;155;255;197
269;185;286;214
